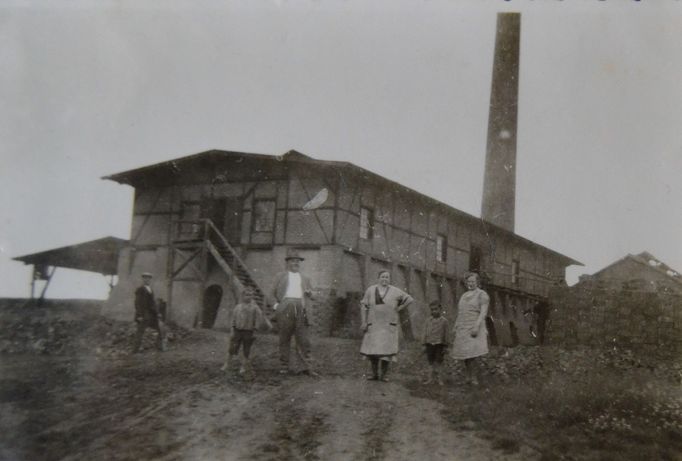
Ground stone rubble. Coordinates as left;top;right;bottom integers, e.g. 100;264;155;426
2;304;680;384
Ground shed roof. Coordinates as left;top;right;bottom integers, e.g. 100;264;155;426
103;149;582;267
13;237;128;275
592;251;682;286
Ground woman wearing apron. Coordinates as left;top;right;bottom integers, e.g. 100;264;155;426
360;270;414;382
451;272;490;385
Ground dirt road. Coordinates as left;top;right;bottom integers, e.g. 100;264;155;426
1;321;538;461
3;302;681;460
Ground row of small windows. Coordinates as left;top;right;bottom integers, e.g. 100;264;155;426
360;207;522;284
188;200;525;286
253;204;525;285
361;207;449;262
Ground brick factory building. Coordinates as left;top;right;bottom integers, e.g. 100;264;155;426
102;13;581;345
102;149;580;345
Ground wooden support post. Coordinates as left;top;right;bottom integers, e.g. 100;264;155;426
331;176;340;245
38;266;57;303
283;173;290;244
419;270;427;301
360;254;370;288
391;262;399;288
195;221;210;328
171;247;203;278
166;184;177;322
406;266;413;295
166;246;175;323
30;267;36;299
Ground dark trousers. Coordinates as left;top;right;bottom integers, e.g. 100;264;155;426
229;328;255;358
133;320;167;352
425;344;446;364
276;298;312;370
368;356;390;378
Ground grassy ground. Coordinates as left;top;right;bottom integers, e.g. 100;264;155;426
403;348;682;461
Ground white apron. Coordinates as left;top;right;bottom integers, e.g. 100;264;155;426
360;302;400;356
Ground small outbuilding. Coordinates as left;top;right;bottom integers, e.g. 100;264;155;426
547;251;682;357
13;236;129;301
578;251;682;293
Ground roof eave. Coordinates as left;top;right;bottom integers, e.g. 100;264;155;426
101;149;583;265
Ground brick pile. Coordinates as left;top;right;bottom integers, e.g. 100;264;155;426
546;284;682;360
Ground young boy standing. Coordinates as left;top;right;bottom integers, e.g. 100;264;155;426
422;301;449;385
221;288;272;379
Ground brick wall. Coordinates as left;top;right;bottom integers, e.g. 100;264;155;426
546;284;682;359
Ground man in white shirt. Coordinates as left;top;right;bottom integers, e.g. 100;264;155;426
271;248;316;376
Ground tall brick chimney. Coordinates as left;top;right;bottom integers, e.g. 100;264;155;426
481;12;521;232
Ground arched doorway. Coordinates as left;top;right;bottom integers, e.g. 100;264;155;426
201;284;223;329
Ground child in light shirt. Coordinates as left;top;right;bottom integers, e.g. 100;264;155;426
221;287;272;379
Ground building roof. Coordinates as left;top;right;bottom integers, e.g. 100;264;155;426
103;149;582;266
13;237;129;275
592;251;682;286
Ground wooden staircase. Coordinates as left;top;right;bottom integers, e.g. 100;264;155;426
203;220;267;309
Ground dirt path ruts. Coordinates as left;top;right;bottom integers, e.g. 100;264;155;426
53;370;538;460
2;328;540;460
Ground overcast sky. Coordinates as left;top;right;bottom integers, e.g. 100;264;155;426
1;0;681;299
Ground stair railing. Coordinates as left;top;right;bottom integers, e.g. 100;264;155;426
202;219;268;306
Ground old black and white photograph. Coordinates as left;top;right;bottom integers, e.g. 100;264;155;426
1;1;681;460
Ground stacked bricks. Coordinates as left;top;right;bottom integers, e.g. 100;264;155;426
308;288;337;337
546;281;682;360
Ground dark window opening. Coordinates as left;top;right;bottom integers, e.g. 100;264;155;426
201;198;227;234
253;199;276;232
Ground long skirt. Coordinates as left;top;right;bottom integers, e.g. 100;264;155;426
360;304;400;362
450;310;488;360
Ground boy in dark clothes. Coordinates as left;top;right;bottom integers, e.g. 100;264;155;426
221;288;272;379
422;301;449;385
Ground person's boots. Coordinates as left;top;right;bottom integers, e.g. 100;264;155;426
220;355;233;372
158;336;167;352
435;366;444;385
423;367;433;384
467;361;479;385
243;358;254;380
132;326;144;353
368;358;379;380
379;361;390;382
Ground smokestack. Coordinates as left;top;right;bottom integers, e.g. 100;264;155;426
481;12;521;232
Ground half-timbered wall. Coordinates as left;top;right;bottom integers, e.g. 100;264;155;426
332;174;565;297
104;155;572;341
